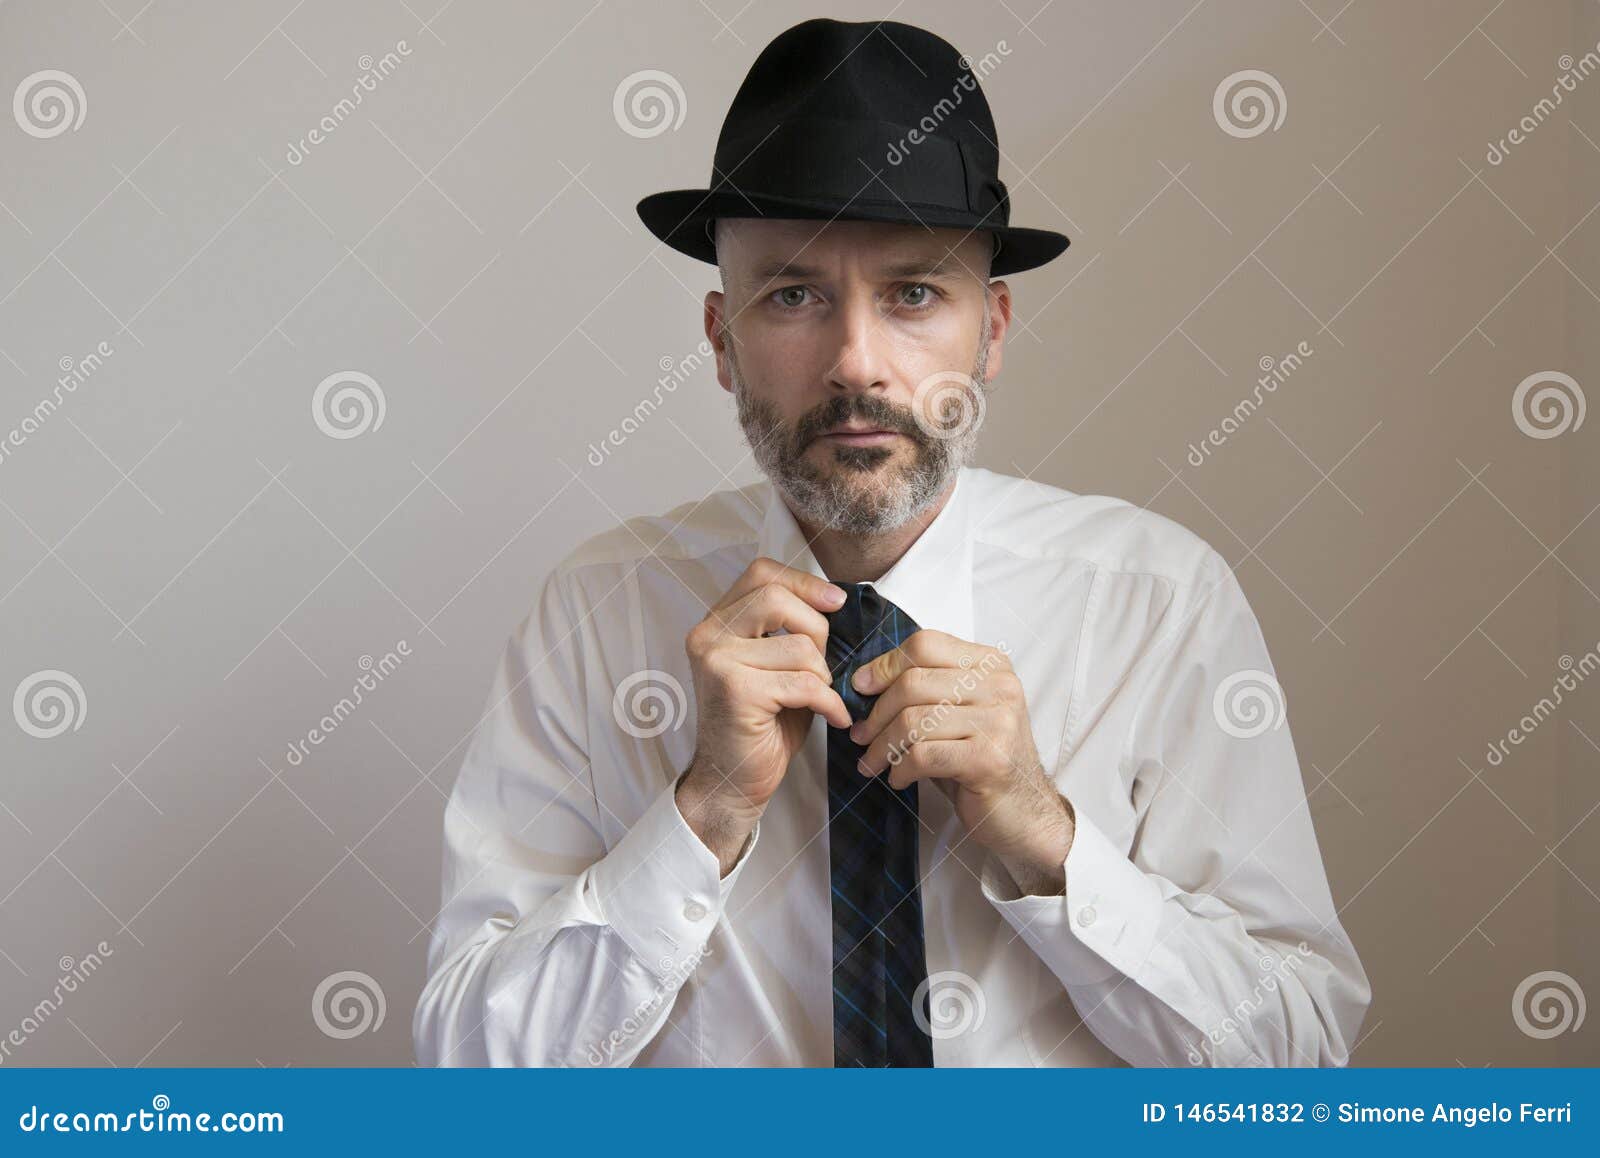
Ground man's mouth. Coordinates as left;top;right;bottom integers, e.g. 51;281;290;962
815;425;903;447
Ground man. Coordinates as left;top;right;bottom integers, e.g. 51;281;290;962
414;17;1369;1068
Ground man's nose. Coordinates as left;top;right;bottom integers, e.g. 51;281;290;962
824;295;890;394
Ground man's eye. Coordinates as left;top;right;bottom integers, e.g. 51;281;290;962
773;286;810;308
899;283;938;309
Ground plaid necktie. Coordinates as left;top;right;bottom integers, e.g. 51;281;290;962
824;582;934;1067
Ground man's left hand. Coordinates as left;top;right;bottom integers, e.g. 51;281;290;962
849;629;1075;895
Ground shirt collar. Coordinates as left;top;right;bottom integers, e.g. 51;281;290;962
754;466;975;642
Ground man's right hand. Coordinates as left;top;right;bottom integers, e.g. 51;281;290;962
675;557;851;874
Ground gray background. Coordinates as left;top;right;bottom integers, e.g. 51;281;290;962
1;0;1596;1065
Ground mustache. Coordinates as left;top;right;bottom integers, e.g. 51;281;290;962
797;397;922;445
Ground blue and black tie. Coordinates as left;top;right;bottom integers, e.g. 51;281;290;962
825;582;934;1067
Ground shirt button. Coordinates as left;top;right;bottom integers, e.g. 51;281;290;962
1077;905;1097;928
683;900;708;922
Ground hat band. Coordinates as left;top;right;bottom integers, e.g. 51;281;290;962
710;118;1007;222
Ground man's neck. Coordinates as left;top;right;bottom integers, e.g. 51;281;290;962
793;475;957;585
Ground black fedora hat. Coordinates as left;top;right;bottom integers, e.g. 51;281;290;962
636;18;1069;277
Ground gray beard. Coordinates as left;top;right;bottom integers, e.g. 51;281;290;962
730;334;990;536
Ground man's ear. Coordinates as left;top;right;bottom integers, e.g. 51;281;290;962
704;292;734;394
983;280;1012;382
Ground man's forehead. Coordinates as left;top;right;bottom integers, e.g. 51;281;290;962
717;218;990;279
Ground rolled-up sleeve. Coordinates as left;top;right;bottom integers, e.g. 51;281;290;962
981;556;1371;1067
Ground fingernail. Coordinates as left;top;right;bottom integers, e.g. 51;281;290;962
824;585;846;605
852;666;872;691
848;722;863;742
856;757;872;776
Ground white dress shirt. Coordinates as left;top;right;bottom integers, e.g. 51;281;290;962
413;465;1370;1067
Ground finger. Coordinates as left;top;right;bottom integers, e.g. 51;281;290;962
725;632;833;687
708;583;832;657
856;704;977;779
850;629;943;695
851;665;966;747
759;669;852;730
881;738;982;792
713;556;846;617
852;631;1006;696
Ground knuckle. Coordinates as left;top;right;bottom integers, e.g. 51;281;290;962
702;649;733;678
780;669;815;695
751;582;787;613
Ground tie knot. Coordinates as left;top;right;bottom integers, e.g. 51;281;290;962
827;582;887;650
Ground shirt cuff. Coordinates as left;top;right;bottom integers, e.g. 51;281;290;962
586;776;760;983
980;805;1164;988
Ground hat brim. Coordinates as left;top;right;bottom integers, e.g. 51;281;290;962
636;188;1069;277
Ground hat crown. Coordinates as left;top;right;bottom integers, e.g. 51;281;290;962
715;19;999;172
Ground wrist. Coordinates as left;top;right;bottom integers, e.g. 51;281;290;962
998;793;1075;897
674;764;761;877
